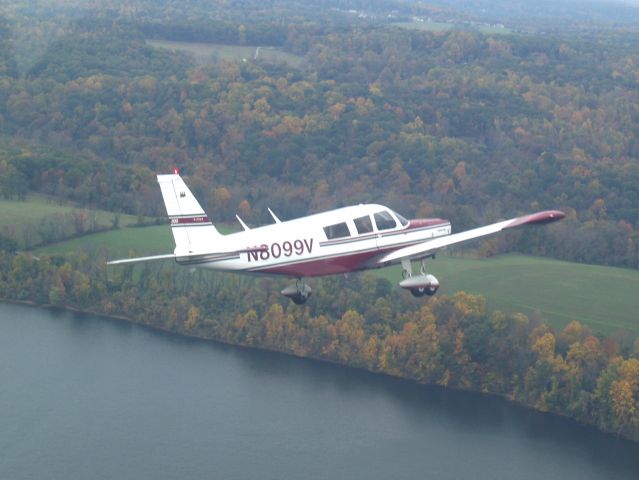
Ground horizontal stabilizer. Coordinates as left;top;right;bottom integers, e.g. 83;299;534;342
107;246;268;266
106;253;176;265
379;210;565;264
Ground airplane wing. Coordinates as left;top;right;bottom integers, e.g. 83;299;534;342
378;210;565;264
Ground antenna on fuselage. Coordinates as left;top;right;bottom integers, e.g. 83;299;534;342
236;214;250;231
267;208;282;224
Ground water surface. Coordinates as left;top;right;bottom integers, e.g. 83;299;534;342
1;303;638;480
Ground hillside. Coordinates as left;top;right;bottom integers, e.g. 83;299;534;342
1;1;638;269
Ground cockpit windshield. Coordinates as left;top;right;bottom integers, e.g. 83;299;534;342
393;211;409;227
374;211;397;231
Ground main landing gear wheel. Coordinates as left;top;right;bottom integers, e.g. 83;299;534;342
409;283;439;297
399;258;439;298
410;287;426;298
281;280;312;305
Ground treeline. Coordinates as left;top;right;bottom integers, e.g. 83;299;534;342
137;20;289;48
0;249;637;441
99;0;434;32
1;209;113;251
0;142;161;216
27;21;191;82
0;18;17;79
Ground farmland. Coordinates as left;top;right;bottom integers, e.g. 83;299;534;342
0;195;150;248
0;195;141;229
392;21;513;35
36;225;173;257
378;254;639;336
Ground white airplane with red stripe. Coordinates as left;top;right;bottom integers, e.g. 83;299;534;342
108;173;565;304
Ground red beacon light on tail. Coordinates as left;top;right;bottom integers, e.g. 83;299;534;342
173;167;180;175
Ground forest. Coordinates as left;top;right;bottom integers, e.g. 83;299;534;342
0;0;638;440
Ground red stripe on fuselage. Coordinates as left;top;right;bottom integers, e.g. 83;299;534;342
254;249;384;277
407;218;449;229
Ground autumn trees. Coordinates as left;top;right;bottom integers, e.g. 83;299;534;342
0;249;637;441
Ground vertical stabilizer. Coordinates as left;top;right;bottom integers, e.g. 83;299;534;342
157;174;222;254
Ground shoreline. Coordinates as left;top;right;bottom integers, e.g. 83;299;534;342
2;297;636;444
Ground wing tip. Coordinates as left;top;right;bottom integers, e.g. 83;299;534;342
506;210;566;229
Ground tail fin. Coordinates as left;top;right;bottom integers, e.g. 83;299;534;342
157;174;222;254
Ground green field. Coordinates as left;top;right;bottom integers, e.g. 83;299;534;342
0;195;150;250
392;21;513;35
37;221;639;337
392;21;455;32
146;40;304;68
377;254;639;336
0;195;142;229
36;223;237;257
477;25;513;35
36;225;174;257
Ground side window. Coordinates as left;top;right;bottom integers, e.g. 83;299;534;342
374;211;397;231
354;215;373;234
323;222;351;239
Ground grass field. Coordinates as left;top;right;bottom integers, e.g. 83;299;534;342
0;195;142;229
36;223;237;257
392;21;455;32
0;195;150;250
146;40;305;68
37;222;639;337
477;25;513;35
36;225;174;257
392;21;513;35
377;254;639;336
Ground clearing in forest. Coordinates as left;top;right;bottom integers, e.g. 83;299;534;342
146;40;304;67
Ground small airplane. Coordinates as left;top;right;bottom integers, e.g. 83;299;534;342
108;172;565;304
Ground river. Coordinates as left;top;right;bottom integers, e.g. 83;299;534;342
1;303;638;480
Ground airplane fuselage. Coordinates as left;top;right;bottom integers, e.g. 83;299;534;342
174;204;451;278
